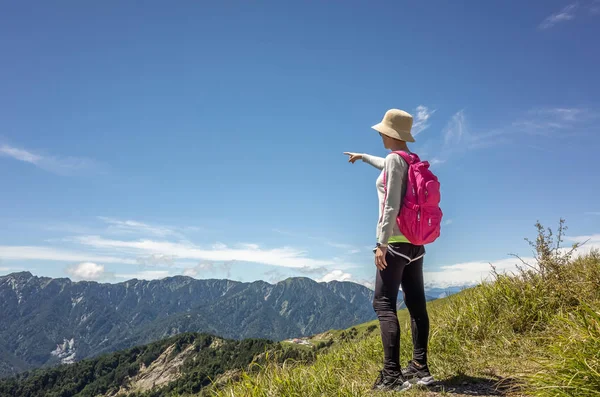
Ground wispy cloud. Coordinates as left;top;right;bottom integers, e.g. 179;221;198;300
274;229;361;254
443;219;453;226
98;217;183;238
2;234;355;272
295;265;329;276
182;261;233;278
263;269;287;283
585;212;600;216
432;105;597;165
0;145;42;163
539;3;579;29
0;144;101;176
0;245;138;264
433;110;489;163
325;241;361;254
136;253;176;268
539;2;600;29
412;105;436;136
71;235;346;269
512;107;596;136
443;110;467;145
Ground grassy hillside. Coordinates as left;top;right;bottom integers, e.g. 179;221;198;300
208;221;600;397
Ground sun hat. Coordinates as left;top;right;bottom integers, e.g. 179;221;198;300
371;109;415;143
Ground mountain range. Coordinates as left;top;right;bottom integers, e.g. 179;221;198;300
0;271;383;377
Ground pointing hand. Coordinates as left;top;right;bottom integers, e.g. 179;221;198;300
343;152;363;164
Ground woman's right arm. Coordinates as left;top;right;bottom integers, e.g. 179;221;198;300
361;154;385;170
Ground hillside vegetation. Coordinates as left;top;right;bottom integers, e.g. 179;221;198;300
0;333;322;397
208;221;600;397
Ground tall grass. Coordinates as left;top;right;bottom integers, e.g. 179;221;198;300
531;304;600;396
207;221;600;397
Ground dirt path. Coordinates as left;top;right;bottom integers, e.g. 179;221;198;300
416;375;525;397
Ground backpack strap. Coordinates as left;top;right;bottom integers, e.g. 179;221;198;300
384;152;418;186
392;151;419;165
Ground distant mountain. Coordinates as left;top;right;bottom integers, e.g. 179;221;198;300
0;272;378;377
425;285;471;299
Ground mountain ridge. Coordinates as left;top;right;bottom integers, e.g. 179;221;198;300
0;271;380;377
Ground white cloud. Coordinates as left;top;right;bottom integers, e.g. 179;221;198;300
326;242;354;249
545;107;585;121
358;279;375;290
565;233;600;244
295;265;329;276
114;270;171;280
0;144;100;175
435;110;495;163
539;3;578;29
72;235;344;269
424;257;530;289
318;269;353;283
585;212;600;216
0;145;42;164
182;262;233;278
412;105;436;136
326;241;361;254
432;105;597;166
98;217;181;237
513;107;596;137
136;253;176;267
443;110;467;145
423;235;600;288
443;219;453;226
0;245;138;264
274;229;360;254
65;262;107;281
239;243;260;250
263;269;287;283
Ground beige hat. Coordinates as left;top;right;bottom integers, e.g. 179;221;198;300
371;109;415;143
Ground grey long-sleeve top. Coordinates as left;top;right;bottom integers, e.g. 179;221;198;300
362;153;409;245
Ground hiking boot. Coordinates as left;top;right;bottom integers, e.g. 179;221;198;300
401;360;435;386
372;370;412;392
372;370;385;390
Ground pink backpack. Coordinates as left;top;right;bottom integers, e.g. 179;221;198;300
383;151;443;245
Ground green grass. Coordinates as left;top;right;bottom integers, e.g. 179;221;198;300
205;221;600;397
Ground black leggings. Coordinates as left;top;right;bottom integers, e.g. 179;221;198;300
373;243;429;374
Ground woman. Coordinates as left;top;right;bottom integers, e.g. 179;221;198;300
344;109;434;392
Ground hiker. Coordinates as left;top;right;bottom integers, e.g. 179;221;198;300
344;109;439;392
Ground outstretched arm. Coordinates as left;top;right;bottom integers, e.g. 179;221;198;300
361;154;385;170
343;152;385;170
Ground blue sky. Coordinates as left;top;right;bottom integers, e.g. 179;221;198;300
1;0;599;289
